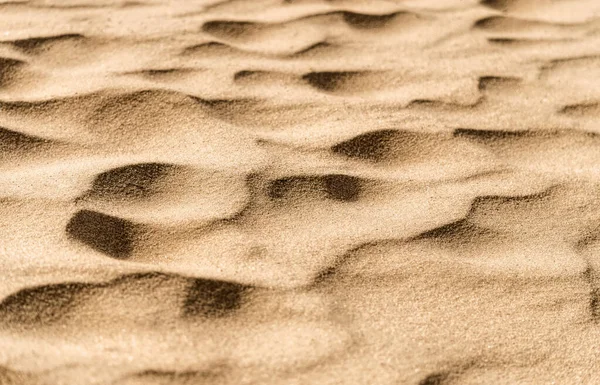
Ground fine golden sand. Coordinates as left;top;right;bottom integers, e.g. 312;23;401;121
1;0;600;384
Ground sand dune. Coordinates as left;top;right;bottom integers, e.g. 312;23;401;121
1;0;600;384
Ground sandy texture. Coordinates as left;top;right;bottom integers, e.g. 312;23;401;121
1;0;600;384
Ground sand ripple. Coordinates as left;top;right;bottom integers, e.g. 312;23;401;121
1;0;600;383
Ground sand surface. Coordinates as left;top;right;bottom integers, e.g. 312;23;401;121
1;0;600;384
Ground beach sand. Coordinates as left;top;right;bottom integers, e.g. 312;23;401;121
1;0;600;384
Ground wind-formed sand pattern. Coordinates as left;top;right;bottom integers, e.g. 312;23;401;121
1;0;600;384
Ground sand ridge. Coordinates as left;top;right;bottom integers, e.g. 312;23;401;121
1;0;600;384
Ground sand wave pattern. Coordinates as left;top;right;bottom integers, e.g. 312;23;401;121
1;0;600;384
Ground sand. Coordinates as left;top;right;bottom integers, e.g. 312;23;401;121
1;0;600;384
